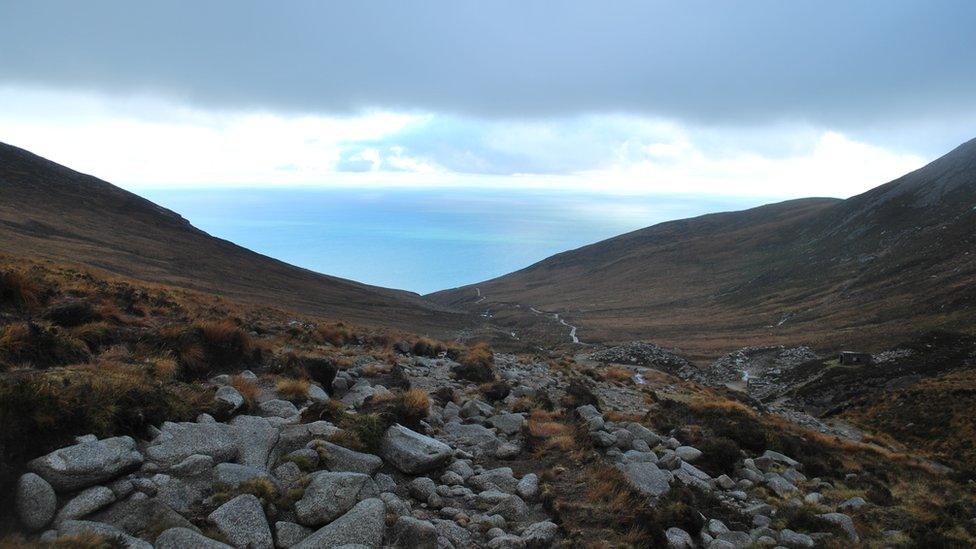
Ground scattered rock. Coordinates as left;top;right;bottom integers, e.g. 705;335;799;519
16;473;57;531
54;486;116;525
522;520;559;548
295;471;378;526
208;494;274;549
665;526;694;548
260;399;300;418
392;516;438;549
156;527;233;549
616;462;672;497
819;512;859;542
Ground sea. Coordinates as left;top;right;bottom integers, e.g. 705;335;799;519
139;188;769;295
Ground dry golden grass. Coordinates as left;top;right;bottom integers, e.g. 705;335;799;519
276;377;310;403
316;322;351;346
230;375;261;409
603;366;632;382
0;269;42;310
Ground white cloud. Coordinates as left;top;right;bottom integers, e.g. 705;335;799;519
0;86;926;198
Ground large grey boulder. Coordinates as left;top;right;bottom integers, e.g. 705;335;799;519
764;474;798;498
58;520;152;549
778;528;815;548
616;461;672;497
818;512;859;542
271;421;340;464
54;486;116;525
293;498;386;549
675;446;702;462
295;471;378;526
87;496;198;539
275;521;313;548
488;494;529;522
215;385;245;415
516;473;539;501
157;527;234;549
468;467;520;493
146;421;237;466
665;527;693;548
440;422;501;453
215;462;276;489
379;425;452;474
260;399;300;418
487;413;526;436
230;415;281;470
208;494;274;549
28;436;143;491
392;516;438;549
315;441;383;475
16;472;57;530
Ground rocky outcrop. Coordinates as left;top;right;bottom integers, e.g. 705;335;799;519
293;498;387;549
28;436;143;491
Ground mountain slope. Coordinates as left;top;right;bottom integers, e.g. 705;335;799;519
0;142;464;334
430;138;976;358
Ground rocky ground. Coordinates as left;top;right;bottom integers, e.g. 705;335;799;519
3;262;976;548
7;348;929;548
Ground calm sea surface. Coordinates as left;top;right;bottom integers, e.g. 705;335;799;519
139;188;767;294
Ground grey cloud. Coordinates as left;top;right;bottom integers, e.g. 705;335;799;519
1;1;975;128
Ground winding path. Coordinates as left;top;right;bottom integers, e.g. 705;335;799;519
473;289;582;344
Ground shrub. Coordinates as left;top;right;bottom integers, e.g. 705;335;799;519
154;320;257;379
363;388;431;430
44;300;101;327
479;380;511;402
0;322;91;369
0;270;42;310
316;323;351;346
276;378;310;403
411;337;447;358
693;437;743;477
279;354;337;390
453;342;495;382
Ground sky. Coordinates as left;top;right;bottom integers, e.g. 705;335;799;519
1;1;975;198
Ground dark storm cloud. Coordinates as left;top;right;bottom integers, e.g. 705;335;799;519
1;1;974;126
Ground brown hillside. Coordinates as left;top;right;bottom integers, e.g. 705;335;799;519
0;142;465;336
429;138;976;359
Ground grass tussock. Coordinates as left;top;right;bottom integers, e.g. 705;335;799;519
603;366;633;382
276;377;310;403
230;374;261;409
155;319;257;379
0;269;43;310
316;322;353;347
453;342;495;382
0;322;91;369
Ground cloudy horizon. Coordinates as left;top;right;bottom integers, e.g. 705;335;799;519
2;1;975;199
